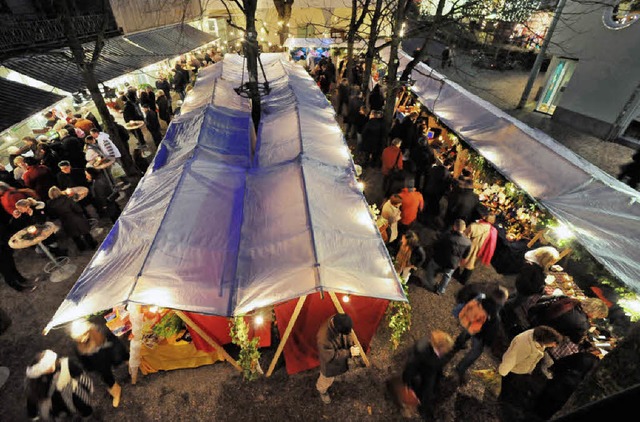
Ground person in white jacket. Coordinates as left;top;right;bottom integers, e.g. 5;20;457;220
498;326;563;408
89;128;121;159
381;194;403;245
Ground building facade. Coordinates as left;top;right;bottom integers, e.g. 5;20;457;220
539;0;640;141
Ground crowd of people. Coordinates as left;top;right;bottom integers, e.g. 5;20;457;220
314;68;620;420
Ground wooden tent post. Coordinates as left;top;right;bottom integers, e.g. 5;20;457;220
555;247;573;264
527;229;546;248
327;292;370;367
266;295;307;377
174;310;242;372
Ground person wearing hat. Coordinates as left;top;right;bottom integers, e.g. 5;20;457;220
25;349;94;420
316;313;360;404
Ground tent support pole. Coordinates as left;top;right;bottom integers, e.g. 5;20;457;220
327;292;371;367
266;295;307;377
174;311;242;372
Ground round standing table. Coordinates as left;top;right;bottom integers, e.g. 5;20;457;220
64;186;89;202
8;222;77;283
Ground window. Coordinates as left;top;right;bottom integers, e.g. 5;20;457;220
603;1;640;29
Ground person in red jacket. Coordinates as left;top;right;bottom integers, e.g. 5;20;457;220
381;138;404;197
398;179;424;235
21;157;55;200
0;182;37;217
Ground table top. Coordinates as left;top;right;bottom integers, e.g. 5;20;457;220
91;157;115;170
9;222;59;249
125;121;145;130
65;186;89;202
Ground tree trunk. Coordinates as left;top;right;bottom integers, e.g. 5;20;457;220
345;0;357;85
362;0;384;98
382;0;409;135
58;0;138;178
400;0;446;81
244;0;261;130
273;0;293;46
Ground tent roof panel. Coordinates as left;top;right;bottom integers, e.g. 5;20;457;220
0;77;65;132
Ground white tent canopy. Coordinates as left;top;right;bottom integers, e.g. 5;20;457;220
46;54;404;331
283;37;335;49
395;50;640;293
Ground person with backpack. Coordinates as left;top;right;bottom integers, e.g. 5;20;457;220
450;283;509;385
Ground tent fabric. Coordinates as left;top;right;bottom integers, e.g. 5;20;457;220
2;24;214;93
184;313;272;352
47;54;405;332
283;38;335;49
395;50;640;293
274;292;389;375
0;77;65;132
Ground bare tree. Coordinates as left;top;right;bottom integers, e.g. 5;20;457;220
344;0;371;85
273;0;294;45
56;0;138;178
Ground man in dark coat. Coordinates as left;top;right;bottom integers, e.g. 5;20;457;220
423;157;453;222
59;130;86;169
410;135;435;192
359;110;386;168
316;313;359;404
445;177;480;226
155;74;173;107
172;64;189;100
123;98;146;147
142;104;163;147
424;219;471;294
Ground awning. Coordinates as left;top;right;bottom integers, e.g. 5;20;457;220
395;49;640;293
0;77;65;132
283;38;335;49
125;23;215;56
1;24;215;93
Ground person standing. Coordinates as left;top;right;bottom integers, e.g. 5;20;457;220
142;104;163;147
156;89;172;127
47;187;97;252
381;194;403;247
122;97;146;147
425;219;471;294
172;64;189;100
498;326;563;408
454;213;498;285
359;110;385;168
155;74;173;109
445;177;480;226
381;138;404;197
398;179;424;235
316;313;360;404
21;157;55;201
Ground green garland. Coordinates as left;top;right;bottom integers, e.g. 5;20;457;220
387;276;412;350
229;316;262;381
152;311;185;339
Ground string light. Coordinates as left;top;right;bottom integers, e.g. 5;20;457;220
254;314;264;326
356;181;365;191
342;294;350;303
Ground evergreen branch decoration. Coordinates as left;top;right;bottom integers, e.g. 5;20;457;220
387;276;412;349
230;316;262;381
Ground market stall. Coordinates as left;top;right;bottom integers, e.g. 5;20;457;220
394;49;640;296
46;54;406;380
